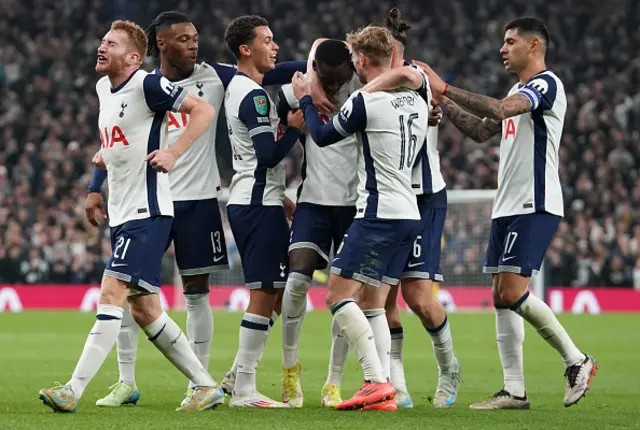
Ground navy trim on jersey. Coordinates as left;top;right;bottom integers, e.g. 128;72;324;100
251;166;267;205
143;74;187;113
519;72;558;111
263;61;307;87
362;131;379;217
211;63;236;89
417;139;433;194
532;109;547;211
146;113;164;216
110;69;141;94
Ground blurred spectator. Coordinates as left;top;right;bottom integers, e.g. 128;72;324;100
1;0;640;287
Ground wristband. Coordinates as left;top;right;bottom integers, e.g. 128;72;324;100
443;83;449;95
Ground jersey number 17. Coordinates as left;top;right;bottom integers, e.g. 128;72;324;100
398;113;419;170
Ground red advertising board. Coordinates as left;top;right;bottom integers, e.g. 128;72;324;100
0;285;637;314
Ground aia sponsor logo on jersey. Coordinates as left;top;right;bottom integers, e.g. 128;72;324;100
503;118;516;140
167;112;189;130
100;126;129;148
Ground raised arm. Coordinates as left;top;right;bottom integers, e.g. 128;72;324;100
239;89;302;168
442;97;502;143
361;66;425;93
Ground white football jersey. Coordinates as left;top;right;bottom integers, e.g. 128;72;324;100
225;73;285;206
97;70;187;227
492;70;566;219
277;74;360;206
412;124;446;196
158;62;236;201
328;89;429;220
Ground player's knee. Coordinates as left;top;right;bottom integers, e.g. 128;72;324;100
182;274;210;294
496;273;529;305
99;276;128;307
129;294;162;327
289;249;319;277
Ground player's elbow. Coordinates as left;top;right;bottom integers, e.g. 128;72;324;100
404;67;423;90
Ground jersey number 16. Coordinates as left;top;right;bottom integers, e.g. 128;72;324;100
398;113;419;170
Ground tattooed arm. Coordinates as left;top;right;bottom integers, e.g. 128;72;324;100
442;97;502;143
443;87;532;121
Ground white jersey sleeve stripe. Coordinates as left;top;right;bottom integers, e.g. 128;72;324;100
248;126;273;137
171;89;188;112
332;115;349;137
518;87;540;111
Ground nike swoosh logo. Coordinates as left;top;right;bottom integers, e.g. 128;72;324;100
90;332;102;335
407;262;424;268
287;314;303;319
502;256;516;262
170;332;182;345
213;255;225;263
111;262;127;267
194;340;208;344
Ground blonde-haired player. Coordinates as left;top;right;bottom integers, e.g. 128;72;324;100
38;20;224;413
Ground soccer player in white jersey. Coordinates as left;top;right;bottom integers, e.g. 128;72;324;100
417;17;597;409
86;11;309;408
222;15;305;408
319;8;462;410
292;26;430;411
39;20;223;413
274;39;359;408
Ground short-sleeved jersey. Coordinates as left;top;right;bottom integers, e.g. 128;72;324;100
97;70;187;227
492;70;566;219
277;74;360;206
225;73;285;206
158;62;236;201
333;89;429;220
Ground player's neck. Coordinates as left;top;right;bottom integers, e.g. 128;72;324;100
518;58;546;84
108;66;139;89
160;60;194;81
365;65;391;84
237;61;264;85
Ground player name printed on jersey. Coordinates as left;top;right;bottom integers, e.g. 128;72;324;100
335;89;429;220
96;70;187;227
278;75;360;206
157;62;236;201
492;70;566;219
225;73;285;206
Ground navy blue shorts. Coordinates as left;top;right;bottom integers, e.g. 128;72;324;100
105;216;173;294
289;203;356;269
331;218;420;287
170;198;228;276
227;204;290;289
402;189;447;282
483;212;561;277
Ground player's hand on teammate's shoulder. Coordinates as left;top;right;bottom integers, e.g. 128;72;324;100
412;60;446;102
145;148;179;173
92;151;106;170
291;71;311;101
85;192;106;227
429;103;444;127
287;109;306;133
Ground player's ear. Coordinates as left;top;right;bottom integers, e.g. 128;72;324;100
128;52;141;66
312;60;318;72
239;44;251;58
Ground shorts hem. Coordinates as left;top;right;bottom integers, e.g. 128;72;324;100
381;276;400;286
179;264;228;276
289;242;329;262
401;271;444;282
330;267;380;288
104;270;160;295
483;265;537;276
246;281;287;290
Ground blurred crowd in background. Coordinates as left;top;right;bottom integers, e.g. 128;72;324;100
1;0;640;288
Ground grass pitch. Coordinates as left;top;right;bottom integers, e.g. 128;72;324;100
0;311;637;429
